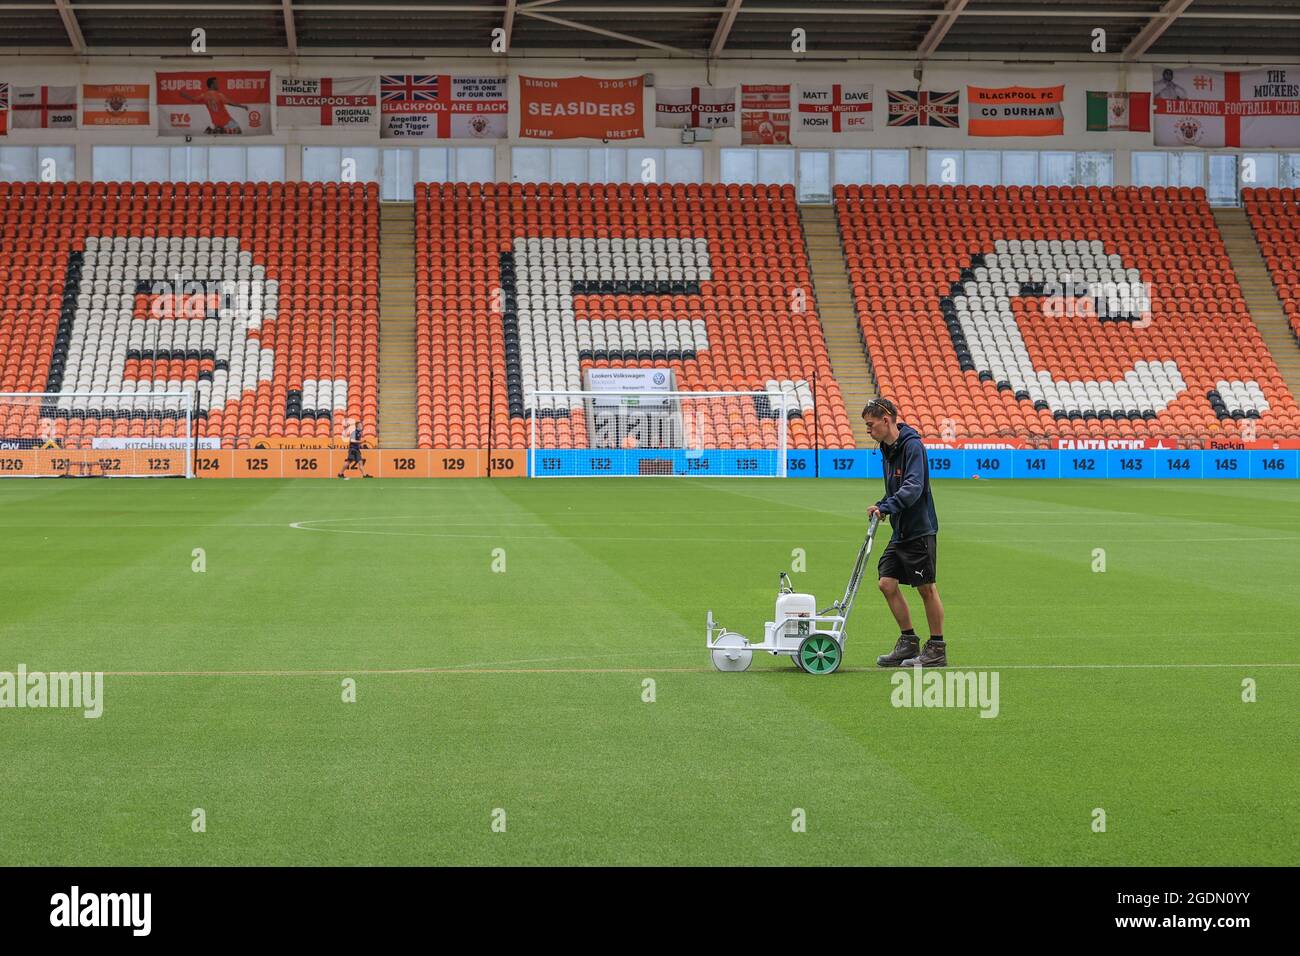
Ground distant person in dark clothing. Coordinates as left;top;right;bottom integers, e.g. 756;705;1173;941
338;421;370;479
862;398;946;667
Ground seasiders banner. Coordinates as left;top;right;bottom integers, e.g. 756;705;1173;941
655;86;735;129
156;71;271;136
519;75;644;140
379;75;507;139
83;83;150;126
1153;67;1300;148
796;83;873;136
968;85;1064;136
277;76;377;129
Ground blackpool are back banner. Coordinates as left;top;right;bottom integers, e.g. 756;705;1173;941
1153;67;1300;148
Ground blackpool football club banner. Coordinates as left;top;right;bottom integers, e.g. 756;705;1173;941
518;75;643;140
12;85;77;129
1153;67;1300;148
82;83;150;126
795;83;873;136
967;85;1064;136
380;75;507;139
740;84;790;144
654;86;735;129
277;76;377;129
156;71;271;136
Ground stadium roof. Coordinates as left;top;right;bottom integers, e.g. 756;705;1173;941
2;0;1300;61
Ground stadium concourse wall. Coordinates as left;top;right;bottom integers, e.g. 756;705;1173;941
4;52;1300;180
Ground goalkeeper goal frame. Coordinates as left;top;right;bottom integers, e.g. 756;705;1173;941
528;389;790;478
0;391;198;479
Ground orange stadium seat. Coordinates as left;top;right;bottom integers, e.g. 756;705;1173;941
1243;187;1300;345
834;184;1300;445
414;181;854;450
0;181;380;449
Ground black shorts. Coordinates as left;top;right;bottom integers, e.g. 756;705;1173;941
878;534;937;587
347;446;362;462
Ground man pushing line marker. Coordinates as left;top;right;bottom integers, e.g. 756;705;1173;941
862;398;947;668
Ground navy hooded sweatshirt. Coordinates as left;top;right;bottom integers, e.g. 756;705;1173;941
876;422;939;541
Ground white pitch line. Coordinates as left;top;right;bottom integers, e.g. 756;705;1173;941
92;662;1300;677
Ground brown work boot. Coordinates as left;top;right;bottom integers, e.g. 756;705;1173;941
876;634;920;667
901;639;947;668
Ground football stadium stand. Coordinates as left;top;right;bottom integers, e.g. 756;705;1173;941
1241;189;1300;393
835;184;1300;445
414;181;856;450
0;180;379;448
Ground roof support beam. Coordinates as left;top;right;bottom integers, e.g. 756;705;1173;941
709;0;743;56
917;0;967;59
502;0;517;49
1123;0;1195;61
281;0;297;54
53;0;86;53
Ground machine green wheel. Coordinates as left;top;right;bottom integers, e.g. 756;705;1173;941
797;635;842;675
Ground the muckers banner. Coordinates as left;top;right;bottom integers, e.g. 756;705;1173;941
1153;66;1300;148
380;75;507;139
796;83;873;135
156;71;271;136
276;76;377;129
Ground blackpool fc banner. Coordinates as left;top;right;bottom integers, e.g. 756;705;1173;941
380;75;507;139
968;85;1064;136
277;76;377;129
156;71;271;136
519;75;643;140
83;83;150;126
12;85;77;129
887;89;959;128
740;84;790;144
796;83;873;135
1153;67;1300;148
655;86;735;129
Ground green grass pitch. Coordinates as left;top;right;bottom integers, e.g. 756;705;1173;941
0;477;1295;866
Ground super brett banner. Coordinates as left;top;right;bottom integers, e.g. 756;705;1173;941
967;85;1064;136
1153;67;1300;148
156;71;271;137
518;75;644;140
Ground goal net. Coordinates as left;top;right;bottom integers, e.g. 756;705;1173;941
0;391;196;478
529;389;789;477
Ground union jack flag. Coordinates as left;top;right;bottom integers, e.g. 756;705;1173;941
887;89;960;128
381;75;440;103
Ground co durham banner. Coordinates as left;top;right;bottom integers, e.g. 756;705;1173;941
968;85;1064;136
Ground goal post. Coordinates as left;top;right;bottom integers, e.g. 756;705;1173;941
0;391;197;478
529;389;789;477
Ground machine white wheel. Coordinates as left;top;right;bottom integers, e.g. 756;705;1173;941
710;632;753;672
